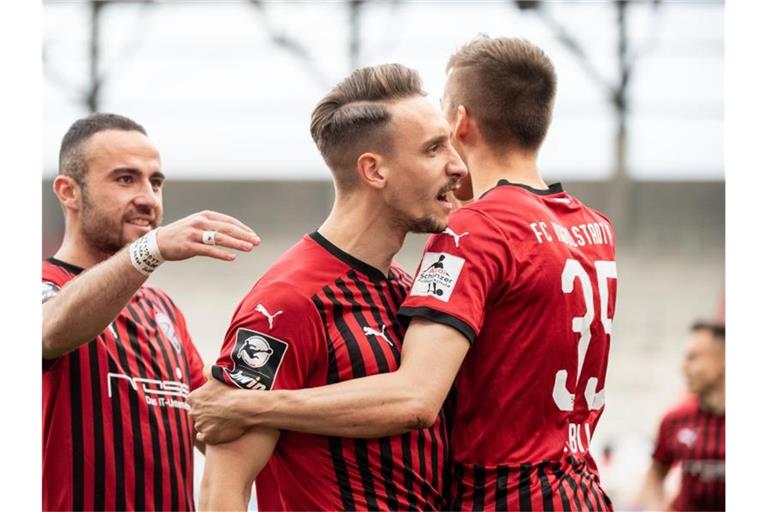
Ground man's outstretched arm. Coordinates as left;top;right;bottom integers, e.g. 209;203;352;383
42;211;259;360
190;318;469;443
198;427;279;511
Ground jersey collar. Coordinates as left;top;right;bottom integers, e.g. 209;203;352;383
309;231;395;282
481;179;564;199
46;257;84;275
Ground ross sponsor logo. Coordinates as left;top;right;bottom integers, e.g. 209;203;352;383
154;309;182;353
41;281;60;304
410;252;465;302
442;227;469;248
363;324;393;347
225;328;289;390
255;303;283;330
107;371;190;410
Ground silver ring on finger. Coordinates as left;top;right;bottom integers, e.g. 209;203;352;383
202;230;218;246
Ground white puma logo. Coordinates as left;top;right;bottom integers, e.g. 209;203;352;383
255;304;284;330
442;227;469;248
363;325;393;347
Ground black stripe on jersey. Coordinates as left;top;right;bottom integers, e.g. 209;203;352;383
134;297;182;512
537;463;555;512
106;356;127;511
430;424;440;491
472;464;485;511
69;349;85;511
398;306;477;343
374;278;406;341
560;471;583;512
87;340;107;510
149;290;193;511
452;463;465;510
417;428;429;502
122;319;148;510
125;305;164;511
518;463;533;512
313;294;355;511
495;465;509;511
439;411;451;504
400;432;419;510
325;283;380;510
550;462;572;512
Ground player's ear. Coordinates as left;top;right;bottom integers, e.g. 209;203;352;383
53;175;82;212
453;105;472;144
356;152;386;190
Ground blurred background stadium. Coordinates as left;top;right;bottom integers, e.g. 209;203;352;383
42;0;724;508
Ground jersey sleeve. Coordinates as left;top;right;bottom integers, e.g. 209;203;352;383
211;281;325;391
42;263;72;371
399;208;514;343
651;413;675;467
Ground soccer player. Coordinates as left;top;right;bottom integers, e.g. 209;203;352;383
638;321;725;511
42;113;260;511
191;37;617;511
196;63;467;511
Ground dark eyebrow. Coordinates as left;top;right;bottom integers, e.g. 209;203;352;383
422;134;449;151
109;167;166;182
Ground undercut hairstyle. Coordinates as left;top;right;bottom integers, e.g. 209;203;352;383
59;113;147;186
691;320;726;345
310;63;425;191
446;35;557;151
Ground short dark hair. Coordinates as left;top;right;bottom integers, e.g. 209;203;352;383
691;320;725;344
445;35;557;151
59;113;147;185
310;63;425;191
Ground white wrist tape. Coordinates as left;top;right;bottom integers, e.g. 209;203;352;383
128;229;165;276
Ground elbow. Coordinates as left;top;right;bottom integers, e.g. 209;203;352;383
405;394;441;431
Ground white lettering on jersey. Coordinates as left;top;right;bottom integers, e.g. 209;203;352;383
411;252;465;302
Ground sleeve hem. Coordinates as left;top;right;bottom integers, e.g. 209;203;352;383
398;306;477;343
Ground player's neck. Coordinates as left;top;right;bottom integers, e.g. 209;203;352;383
318;195;406;276
700;383;725;415
54;227;114;270
465;146;546;199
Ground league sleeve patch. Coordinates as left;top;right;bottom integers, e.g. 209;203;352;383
410;252;465;302
222;328;289;390
42;281;60;304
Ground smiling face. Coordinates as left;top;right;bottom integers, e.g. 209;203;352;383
380;95;467;233
77;129;164;255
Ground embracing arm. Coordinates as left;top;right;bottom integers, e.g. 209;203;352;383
42;211;259;360
191;318;469;442
198;427;279;511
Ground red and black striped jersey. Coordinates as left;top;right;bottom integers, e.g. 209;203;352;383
652;396;725;511
400;181;617;510
212;232;449;511
42;258;206;511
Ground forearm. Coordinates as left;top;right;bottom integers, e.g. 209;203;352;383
42;247;147;359
231;371;438;438
199;427;279;511
637;461;669;510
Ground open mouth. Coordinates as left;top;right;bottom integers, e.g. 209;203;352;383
436;182;460;207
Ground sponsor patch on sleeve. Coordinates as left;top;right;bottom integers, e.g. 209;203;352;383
410;252;465;302
221;328;289;390
42;281;60;304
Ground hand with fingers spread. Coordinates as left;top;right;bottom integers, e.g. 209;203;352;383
155;210;261;262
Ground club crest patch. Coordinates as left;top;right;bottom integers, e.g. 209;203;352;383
154;308;182;353
223;328;289;390
410;252;465;302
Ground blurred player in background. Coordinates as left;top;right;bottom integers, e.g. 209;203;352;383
196;63;467;510
637;321;725;511
191;36;617;511
42;113;260;511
